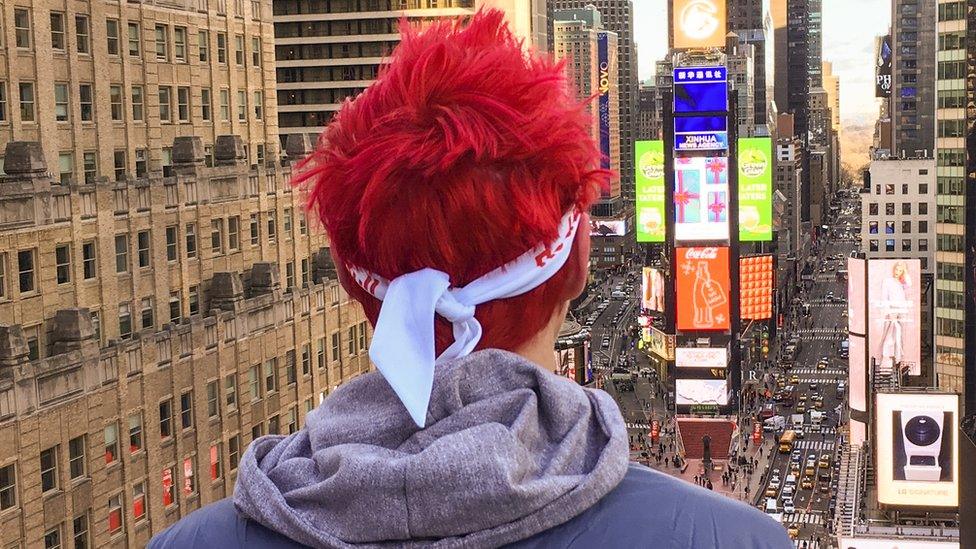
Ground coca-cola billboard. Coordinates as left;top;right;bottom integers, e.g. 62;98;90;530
675;246;730;331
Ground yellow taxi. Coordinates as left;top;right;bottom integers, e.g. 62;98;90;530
801;476;814;490
819;454;831;468
787;524;800;540
790;375;799;384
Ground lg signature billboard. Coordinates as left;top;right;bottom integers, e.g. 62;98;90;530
641;267;665;313
676;247;730;332
868;259;921;376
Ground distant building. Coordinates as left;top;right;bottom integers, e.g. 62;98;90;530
637;84;664;141
727;0;774;131
553;6;603;157
890;0;936;158
775;136;804;260
725;33;757;138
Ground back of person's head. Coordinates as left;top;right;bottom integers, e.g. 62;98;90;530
298;9;607;354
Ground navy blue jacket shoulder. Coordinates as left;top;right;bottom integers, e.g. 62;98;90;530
149;465;792;548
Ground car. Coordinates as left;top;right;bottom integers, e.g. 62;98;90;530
813;399;823;409
777;378;787;389
817;361;827;370
782;499;796;514
809;382;819;391
765;485;778;498
769;477;781;490
820;482;830;494
801;476;814;490
794;428;805;439
790;375;799;384
796;404;806;413
819;454;831;468
787;524;800;540
764;498;778;514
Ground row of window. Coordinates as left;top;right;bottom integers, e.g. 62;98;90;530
866;239;929;255
872;181;928;196
867;220;929;235
866;201;929;216
0;80;264;128
8;10;262;64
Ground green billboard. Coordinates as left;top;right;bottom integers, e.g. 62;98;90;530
635;140;666;243
737;137;773;241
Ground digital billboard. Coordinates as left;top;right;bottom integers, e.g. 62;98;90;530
674;156;730;241
645;326;675;360
849;335;867;412
848;258;866;335
868;259;921;376
589;219;626;236
838;539;958;549
740;254;773;320
676;247;730;331
641;267;665;313
635;140;666;242
674;116;728;151
673;66;728;113
673;0;727;50
597;31;614;198
676;379;729;406
737;137;773;241
875;393;959;508
875;35;892;98
675;347;727;368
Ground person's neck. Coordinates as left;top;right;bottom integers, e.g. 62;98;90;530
510;305;566;373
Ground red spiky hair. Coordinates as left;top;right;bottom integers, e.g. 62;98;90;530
297;9;606;353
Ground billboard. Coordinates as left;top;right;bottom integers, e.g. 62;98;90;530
868;259;921;376
674;116;728;151
875;393;959;508
740;254;773;320
848;258;866;335
635;140;666;242
675;347;727;368
849;335;867;412
673;66;728;113
838;539;958;549
875;35;892;98
641;267;665;313
676;247;730;331
597;31;614;198
645;326;675;360
673;0;727;49
674;156;730;241
589;219;626;237
676;379;729;405
737;137;773;241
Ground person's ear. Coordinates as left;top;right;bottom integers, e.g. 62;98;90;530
563;213;591;299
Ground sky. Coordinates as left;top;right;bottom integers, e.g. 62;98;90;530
633;0;891;127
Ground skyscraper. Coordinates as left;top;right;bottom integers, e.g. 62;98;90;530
890;0;936;158
934;0;970;407
727;0;774;131
549;0;638;204
785;0;821;143
553;6;603;147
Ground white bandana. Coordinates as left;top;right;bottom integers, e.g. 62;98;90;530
348;209;583;427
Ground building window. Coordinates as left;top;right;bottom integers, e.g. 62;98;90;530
198;30;209;62
177;86;190;122
55;244;71;284
919;239;929;252
107;494;123;534
253;91;263;120
189;285;199;315
15;9;31;49
114;234;128;273
155;25;168;60
919;203;928;215
169;291;181;323
174;26;187;61
216;32;227;63
185;223;197;258
885;239;895;252
72;514;89;549
18;249;35;293
183;457;196;496
268;415;280;435
127;21;140;56
224;373;237;410
140;297;153;329
237;90;246;121
19;82;35;122
285;350;297;385
251;36;261;67
114;150;126;180
0;82;7;121
347;326;356;355
250;213;259;244
137;230;150;268
264;359;277;393
228;435;240;470
106;18;120;55
287;407;298;434
902;203;911;215
220;89;230;121
331;333;340;362
54;83;69;122
207;380;220;418
162;467;176;507
83;152;96;183
132;483;146;521
286;262;295;289
359;322;367;350
109;85;123;121
104;422;119;464
919;220;928;233
209;445;221;480
0;252;6;299
50;12;66;51
43;526;61;549
235;34;244;65
201;88;212;120
267;212;276;241
82;241;96;279
79;84;93;122
159;86;172;122
118;303;131;339
166;226;178;261
68;436;86;479
40;446;59;492
249;365;261;401
159;399;173;438
180;391;194;429
251;424;263;441
128;413;143;453
75;15;90;54
301;344;311;376
132;85;144;121
0;463;15;510
885;221;895;234
211;219;224;254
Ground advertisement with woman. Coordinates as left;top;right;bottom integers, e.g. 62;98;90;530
868;259;921;376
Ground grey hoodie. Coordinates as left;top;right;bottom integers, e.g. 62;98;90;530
233;349;630;548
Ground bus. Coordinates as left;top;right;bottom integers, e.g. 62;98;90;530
779;430;797;453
